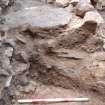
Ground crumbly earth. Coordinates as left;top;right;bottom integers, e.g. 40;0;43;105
0;0;105;105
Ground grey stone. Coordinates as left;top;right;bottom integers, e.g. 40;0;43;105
4;47;13;58
46;0;55;4
70;0;79;6
0;68;9;76
95;0;105;10
53;49;89;59
76;1;94;17
13;63;30;74
84;11;104;25
55;0;70;7
15;51;29;63
5;5;72;29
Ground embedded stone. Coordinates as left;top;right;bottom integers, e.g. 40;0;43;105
5;6;72;29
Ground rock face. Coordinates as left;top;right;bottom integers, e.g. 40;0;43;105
0;0;105;105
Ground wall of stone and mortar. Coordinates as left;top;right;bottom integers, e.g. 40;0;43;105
0;1;105;102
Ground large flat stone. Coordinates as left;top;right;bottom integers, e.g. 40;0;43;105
5;6;72;29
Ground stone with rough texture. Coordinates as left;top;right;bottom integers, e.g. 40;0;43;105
94;0;105;10
5;6;71;29
4;47;13;57
80;0;91;3
70;0;79;6
0;0;10;7
46;0;55;4
84;11;104;25
55;0;70;7
76;1;94;17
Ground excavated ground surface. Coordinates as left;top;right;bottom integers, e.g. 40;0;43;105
0;0;105;105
